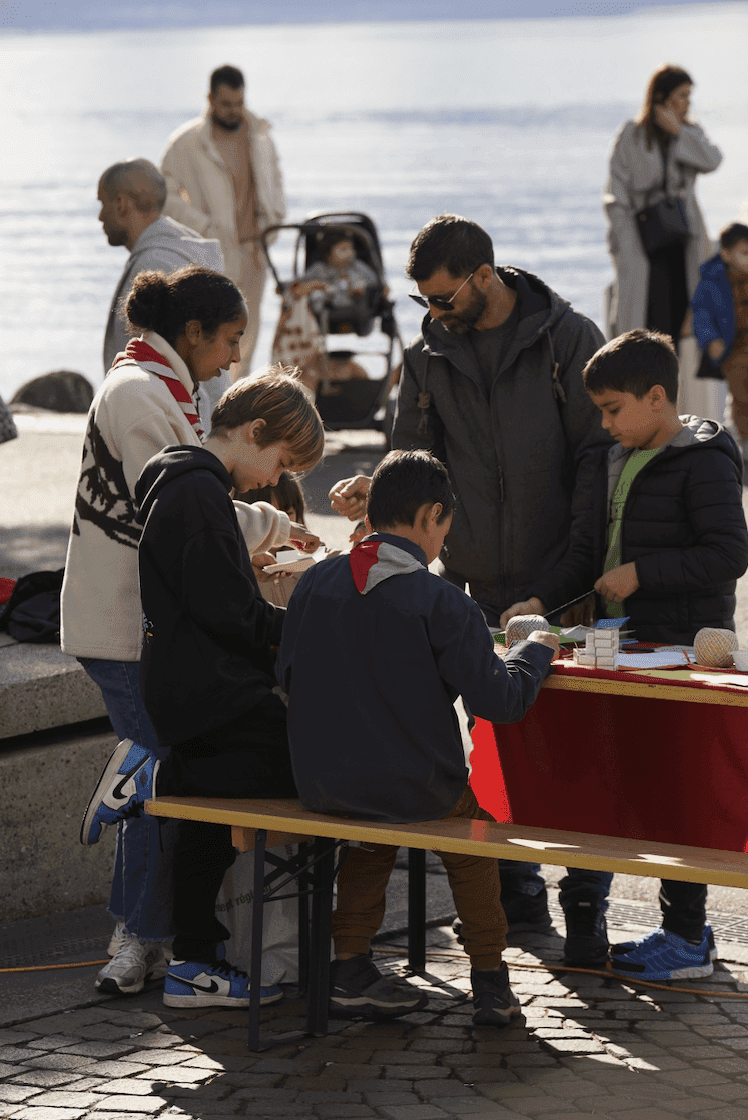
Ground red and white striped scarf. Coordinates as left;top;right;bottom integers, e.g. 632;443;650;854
112;339;205;441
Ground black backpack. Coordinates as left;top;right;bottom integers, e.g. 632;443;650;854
0;569;64;643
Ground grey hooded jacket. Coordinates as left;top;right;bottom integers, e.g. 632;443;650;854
103;215;223;373
392;266;609;613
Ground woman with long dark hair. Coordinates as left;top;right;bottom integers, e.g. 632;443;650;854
604;64;721;340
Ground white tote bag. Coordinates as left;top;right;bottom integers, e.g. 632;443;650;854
216;846;299;986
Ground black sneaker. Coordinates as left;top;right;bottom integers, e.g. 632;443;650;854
503;886;553;933
329;954;428;1019
562;886;609;967
471;963;521;1026
453;886;552;944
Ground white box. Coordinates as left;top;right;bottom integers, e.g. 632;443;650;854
593;634;617;648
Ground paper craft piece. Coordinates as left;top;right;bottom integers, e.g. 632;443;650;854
262;550;316;575
616;650;691;669
560;625;594;641
594;616;630;629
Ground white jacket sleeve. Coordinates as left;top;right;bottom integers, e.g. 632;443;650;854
233;500;291;554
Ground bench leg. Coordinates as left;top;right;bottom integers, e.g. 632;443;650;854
248;828;267;1052
408;848;427;971
306;836;336;1037
297;841;310;997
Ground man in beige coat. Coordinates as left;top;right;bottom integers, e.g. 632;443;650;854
160;64;286;376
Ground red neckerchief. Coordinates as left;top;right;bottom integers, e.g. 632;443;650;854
113;338;205;441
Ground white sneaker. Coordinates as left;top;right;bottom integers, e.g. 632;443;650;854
95;934;169;995
107;919;127;957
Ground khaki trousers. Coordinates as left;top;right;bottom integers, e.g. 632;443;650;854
234;240;268;379
332;786;507;970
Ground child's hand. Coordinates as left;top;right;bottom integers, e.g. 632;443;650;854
349;520;369;546
594;562;639;603
527;631;561;659
500;597;546;630
291;279;327;299
708;338;726;362
288;523;321;552
329;475;371;520
252;552;275;582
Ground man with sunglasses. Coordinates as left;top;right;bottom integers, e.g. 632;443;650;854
330;213;613;965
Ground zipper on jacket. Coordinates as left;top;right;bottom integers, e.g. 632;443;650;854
498;467;504;502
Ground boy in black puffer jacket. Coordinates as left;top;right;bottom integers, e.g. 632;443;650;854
503;327;748;984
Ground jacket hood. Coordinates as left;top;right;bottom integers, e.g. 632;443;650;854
349;534;425;595
131;217;222;267
419;266;569;362
699;252;725;281
607;415;742;477
135;446;231;524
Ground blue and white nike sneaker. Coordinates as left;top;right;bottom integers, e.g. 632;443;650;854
163;959;283;1008
612;924;717;962
609;926;713;981
80;738;160;845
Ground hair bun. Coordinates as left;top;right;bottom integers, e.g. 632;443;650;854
124;270;171;331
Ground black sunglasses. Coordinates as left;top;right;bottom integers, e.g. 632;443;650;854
408;270;475;312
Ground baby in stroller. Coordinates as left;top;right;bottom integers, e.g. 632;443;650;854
303;231;379;310
271;230;379;394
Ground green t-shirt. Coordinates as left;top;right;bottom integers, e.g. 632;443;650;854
603;447;662;617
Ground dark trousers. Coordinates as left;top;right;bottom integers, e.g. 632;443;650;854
158;693;297;963
659;879;708;943
646;242;689;342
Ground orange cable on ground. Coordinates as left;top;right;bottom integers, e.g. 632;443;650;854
0;959;108;974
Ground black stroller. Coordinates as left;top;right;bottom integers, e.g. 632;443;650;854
261;211;402;442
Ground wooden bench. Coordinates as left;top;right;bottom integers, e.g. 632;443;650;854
145;794;748;1051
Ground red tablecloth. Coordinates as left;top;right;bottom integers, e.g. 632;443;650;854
469;681;748;853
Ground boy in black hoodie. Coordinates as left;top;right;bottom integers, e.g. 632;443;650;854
277;449;560;1026
80;369;324;1009
501;328;748;983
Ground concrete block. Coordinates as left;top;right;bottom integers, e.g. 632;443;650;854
0;726;117;920
0;644;107;740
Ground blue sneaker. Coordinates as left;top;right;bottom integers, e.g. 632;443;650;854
612;924;717;962
609;927;713;981
80;738;159;845
163;959;283;1008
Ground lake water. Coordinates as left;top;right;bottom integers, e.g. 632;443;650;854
0;3;746;400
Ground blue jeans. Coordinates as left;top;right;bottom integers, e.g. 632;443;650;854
79;658;175;942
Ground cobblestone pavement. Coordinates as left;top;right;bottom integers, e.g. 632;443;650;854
6;915;748;1120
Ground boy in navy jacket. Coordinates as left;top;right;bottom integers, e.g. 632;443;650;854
502;329;748;984
692;222;748;455
277;449;559;1026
